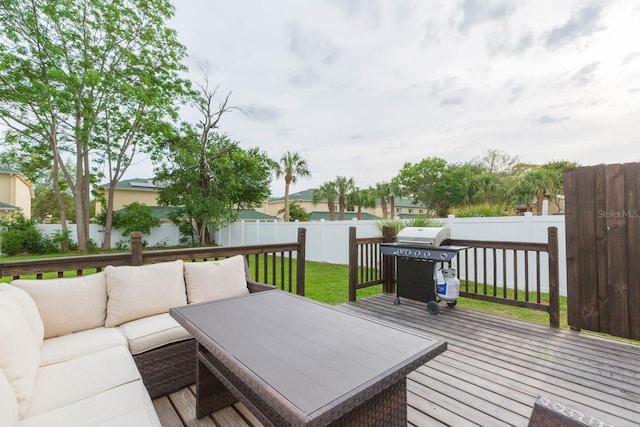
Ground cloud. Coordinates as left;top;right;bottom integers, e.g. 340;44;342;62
545;3;604;48
488;32;534;56
243;104;282;122
533;115;570;125
622;51;640;66
285;22;342;65
288;65;319;87
571;62;599;86
440;96;465;106
457;0;516;33
285;22;342;87
508;84;525;103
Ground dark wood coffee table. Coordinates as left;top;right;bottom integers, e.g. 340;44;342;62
170;291;446;427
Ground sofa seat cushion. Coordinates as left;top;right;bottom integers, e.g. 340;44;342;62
17;380;160;427
104;260;187;327
24;346;140;418
118;313;192;355
184;255;249;304
1;369;18;427
39;327;127;367
0;297;40;420
11;274;107;339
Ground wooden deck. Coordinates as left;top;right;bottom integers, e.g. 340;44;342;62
153;293;640;427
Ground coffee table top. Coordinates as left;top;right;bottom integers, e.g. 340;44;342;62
171;291;446;424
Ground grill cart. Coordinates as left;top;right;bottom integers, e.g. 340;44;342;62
380;227;466;315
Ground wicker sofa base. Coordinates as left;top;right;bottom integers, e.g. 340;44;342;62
133;339;197;398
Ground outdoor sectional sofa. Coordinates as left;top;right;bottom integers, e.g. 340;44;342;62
0;255;274;426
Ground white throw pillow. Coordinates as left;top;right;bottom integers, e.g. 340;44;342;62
0;285;44;347
11;273;107;339
184;255;249;304
104;260;187;327
0;298;40;420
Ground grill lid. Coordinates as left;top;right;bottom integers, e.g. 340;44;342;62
396;227;450;247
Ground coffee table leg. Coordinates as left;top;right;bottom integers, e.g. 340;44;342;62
196;355;238;418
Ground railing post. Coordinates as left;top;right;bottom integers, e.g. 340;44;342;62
548;227;560;328
382;226;396;294
130;231;143;266
296;227;306;296
348;227;357;302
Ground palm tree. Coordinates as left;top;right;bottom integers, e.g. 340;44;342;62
334;176;356;220
275;151;311;221
374;182;391;218
312;181;338;221
348;187;377;220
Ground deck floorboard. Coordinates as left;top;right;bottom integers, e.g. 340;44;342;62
153;293;640;427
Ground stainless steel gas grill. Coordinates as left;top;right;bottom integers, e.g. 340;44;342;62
380;227;466;314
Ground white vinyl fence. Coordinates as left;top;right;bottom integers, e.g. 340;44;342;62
36;213;567;295
213;213;567;296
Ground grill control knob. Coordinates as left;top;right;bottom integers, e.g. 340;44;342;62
440;253;449;259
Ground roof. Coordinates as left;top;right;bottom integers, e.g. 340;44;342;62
269;189;424;209
99;178;160;191
269;188;316;202
308;211;379;221
237;209;279;221
0;166;21;174
0;201;19;211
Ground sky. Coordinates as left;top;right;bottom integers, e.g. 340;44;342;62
127;0;640;196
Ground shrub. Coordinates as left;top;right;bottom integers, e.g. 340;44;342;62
112;202;161;236
0;213;53;256
375;216;443;235
449;203;515;217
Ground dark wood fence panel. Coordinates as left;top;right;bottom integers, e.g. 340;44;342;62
564;162;640;340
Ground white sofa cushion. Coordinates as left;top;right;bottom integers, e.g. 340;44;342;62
17;380;161;427
25;346;140;418
0;285;44;346
0;298;40;420
104;260;187;327
118;313;192;355
0;369;18;427
11;273;107;339
184;255;249;304
39;327;127;367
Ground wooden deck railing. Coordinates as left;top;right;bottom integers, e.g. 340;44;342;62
0;228;307;296
348;226;560;327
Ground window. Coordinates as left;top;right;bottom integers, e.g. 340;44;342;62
408;208;414;214
396;208;402;213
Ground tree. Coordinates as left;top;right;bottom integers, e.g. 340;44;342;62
0;0;190;251
348;188;377;220
430;163;479;216
374;182;391;219
334;176;356;220
312;181;338;221
275;151;311;221
155;129;273;245
394;157;448;210
277;201;309;221
473;149;519;175
111;202;161;238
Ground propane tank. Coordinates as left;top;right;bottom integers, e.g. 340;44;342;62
436;267;460;301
